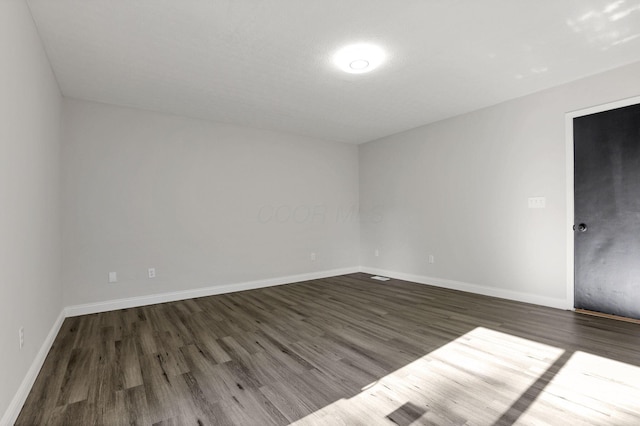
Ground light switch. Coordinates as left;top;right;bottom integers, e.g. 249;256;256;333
528;197;546;209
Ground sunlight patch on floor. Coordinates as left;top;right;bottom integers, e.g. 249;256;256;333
291;327;565;425
517;351;640;425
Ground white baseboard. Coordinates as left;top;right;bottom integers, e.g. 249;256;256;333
360;266;570;310
65;266;360;317
1;310;66;426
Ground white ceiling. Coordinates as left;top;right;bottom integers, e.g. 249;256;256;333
26;0;640;144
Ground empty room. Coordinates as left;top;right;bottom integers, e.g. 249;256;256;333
3;0;640;425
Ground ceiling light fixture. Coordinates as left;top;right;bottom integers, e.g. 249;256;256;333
349;59;370;70
333;44;385;74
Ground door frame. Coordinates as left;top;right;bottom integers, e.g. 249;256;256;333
565;94;640;311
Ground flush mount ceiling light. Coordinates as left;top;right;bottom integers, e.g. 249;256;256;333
333;43;385;74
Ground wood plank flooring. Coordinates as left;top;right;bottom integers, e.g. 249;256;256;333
16;273;640;425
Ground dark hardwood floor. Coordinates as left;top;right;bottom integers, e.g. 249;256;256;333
16;273;640;425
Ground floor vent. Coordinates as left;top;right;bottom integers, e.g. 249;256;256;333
371;276;391;281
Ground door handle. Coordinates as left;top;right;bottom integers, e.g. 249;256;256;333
573;223;587;232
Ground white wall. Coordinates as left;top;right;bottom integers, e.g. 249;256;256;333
0;0;62;420
360;61;640;307
61;99;359;307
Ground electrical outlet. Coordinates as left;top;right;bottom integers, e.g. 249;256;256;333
428;254;435;264
108;272;117;283
310;252;316;261
374;249;380;257
19;327;24;350
148;268;156;279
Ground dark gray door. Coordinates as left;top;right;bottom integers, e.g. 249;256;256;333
574;102;640;319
